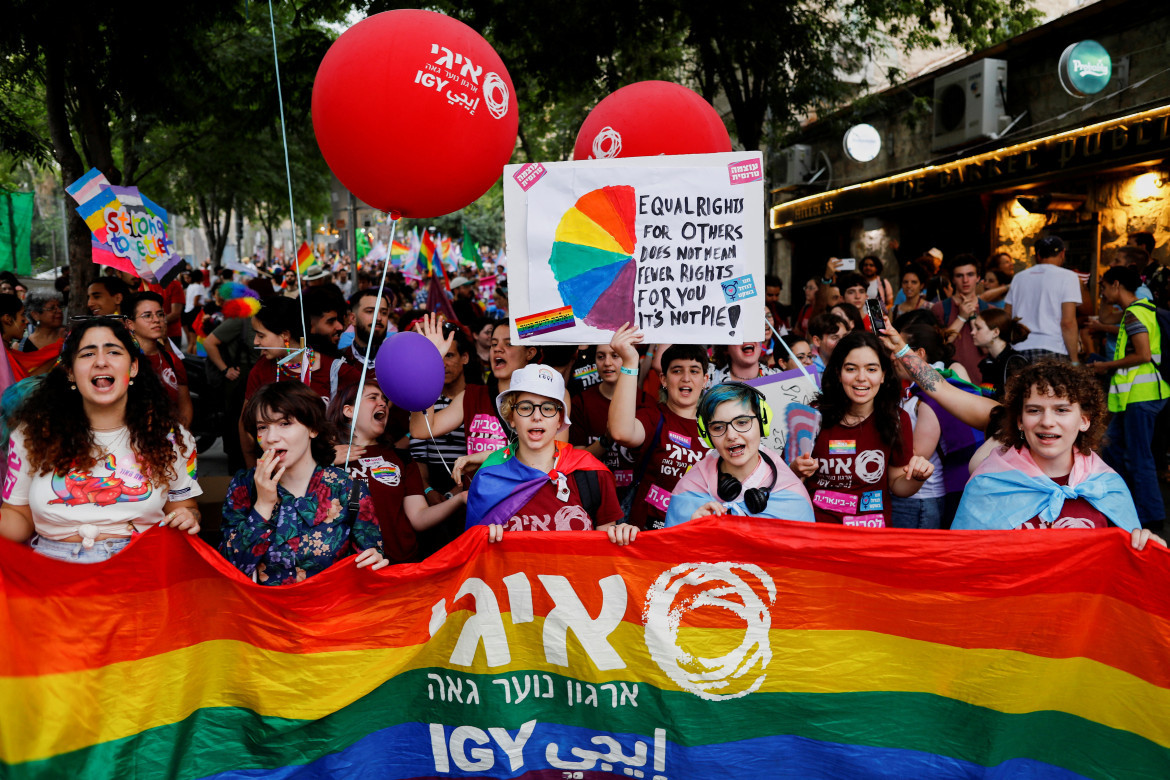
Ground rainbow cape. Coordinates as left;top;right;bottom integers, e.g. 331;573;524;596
664;445;814;526
466;441;608;528
3;518;1169;778
954;446;1139;531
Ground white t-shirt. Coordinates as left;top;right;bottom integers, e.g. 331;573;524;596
3;426;202;543
1005;264;1082;354
185;283;208;312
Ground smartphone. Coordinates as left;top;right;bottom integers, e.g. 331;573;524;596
865;298;889;334
837;257;857;271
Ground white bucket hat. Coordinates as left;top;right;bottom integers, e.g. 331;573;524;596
496;363;571;432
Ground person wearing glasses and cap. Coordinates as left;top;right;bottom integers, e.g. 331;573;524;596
465;363;637;545
665;382;814;526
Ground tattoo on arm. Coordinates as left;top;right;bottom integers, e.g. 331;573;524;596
901;351;940;393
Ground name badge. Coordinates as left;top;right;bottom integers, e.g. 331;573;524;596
813;490;858;515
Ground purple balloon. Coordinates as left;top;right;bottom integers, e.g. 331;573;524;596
374;331;444;412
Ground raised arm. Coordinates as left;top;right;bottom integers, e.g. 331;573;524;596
878;323;999;431
607;323;647;448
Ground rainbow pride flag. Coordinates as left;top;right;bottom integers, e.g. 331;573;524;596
295;241;313;275
2;519;1169;778
390;240;409;256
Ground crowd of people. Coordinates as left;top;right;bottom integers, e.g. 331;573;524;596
0;230;1165;583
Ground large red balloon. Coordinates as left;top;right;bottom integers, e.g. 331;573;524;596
573;81;731;161
312;11;518;218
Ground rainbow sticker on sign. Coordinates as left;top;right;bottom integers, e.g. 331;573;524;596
517;306;576;339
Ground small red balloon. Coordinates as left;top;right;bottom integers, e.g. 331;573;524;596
573;81;731;160
312;10;519;218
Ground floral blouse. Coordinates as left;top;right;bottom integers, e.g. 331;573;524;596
219;465;382;586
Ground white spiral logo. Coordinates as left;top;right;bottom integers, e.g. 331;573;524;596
855;449;885;484
591;126;622;159
482;72;509;119
643;562;775;701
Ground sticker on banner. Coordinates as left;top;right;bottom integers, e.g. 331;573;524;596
516;306;575;339
721;274;758;304
728;158;762;184
513;162;547;191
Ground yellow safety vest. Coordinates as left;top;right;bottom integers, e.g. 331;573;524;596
1109;300;1169;412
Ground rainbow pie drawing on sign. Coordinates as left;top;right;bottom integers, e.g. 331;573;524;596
548;185;636;332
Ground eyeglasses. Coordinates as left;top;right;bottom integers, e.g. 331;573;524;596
706;414;758;438
135;312;166;321
514;401;563;418
40;304;62;312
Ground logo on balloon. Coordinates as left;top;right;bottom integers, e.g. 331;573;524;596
483;72;510;119
591;127;622;159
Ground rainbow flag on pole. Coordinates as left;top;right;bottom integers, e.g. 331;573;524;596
2;519;1169;778
295;241;313;275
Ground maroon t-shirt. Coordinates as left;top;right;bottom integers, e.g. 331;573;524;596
145;346;188;409
629;403;709;530
244;354;359;403
570;384;640;488
1017;474;1111;529
809;411;912;527
931;299;984;384
345;444;426;563
462;384;509;455
502;467;624;531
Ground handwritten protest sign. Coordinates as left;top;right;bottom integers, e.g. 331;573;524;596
66;168;183;285
504;152;765;344
745;367;821;460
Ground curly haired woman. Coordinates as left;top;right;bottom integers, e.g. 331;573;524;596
0;317;201;561
954;360;1163;550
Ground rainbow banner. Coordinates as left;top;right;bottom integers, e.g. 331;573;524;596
2;519;1169;779
516;306;576;340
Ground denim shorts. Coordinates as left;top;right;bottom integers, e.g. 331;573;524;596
889;495;945;529
30;535;131;563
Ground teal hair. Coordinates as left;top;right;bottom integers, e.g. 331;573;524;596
698;382;762;427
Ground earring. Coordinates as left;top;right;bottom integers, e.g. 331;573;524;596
128;379;134;386
70;383;76;391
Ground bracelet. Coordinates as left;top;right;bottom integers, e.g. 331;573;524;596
424;487;435;495
895;344;911;358
620;366;638;376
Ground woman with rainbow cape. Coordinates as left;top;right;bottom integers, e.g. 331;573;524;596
464;363;637;545
665;382;814;526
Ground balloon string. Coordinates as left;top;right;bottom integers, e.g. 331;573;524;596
267;0;307;345
423;413;453;476
344;218;399;467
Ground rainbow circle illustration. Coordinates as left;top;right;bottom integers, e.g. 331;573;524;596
548;186;637;332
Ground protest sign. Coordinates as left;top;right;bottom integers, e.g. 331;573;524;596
504;152;766;344
476;273;497;302
67;168;183;285
3;521;1168;779
745;366;821;459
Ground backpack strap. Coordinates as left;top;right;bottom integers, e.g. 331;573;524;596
941;298;952;324
573;470;602;522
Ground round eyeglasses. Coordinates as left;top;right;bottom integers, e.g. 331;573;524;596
706;414;758;438
514;400;563;418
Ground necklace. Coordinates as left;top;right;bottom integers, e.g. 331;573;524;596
842;411;871;426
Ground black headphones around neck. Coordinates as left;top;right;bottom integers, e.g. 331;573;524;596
716;450;779;515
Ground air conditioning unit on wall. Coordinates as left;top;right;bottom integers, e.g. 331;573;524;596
931;59;1008;151
773;145;814;189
